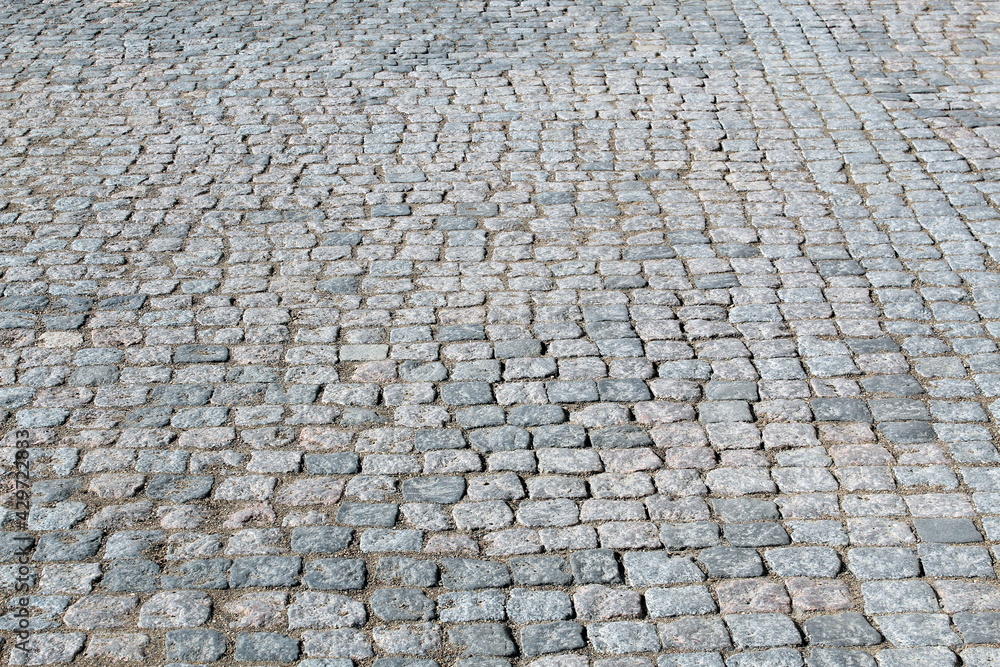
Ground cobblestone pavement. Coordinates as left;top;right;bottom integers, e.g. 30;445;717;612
1;0;1000;665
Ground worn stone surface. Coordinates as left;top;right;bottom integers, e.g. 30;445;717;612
3;0;1000;662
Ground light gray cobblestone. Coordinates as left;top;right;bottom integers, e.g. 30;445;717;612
2;0;1000;662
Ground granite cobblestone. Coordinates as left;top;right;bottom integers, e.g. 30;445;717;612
1;0;1000;663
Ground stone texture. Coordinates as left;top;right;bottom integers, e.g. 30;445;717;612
4;0;1000;662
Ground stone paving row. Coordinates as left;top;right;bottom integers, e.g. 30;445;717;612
1;0;1000;664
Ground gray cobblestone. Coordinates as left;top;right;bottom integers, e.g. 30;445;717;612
520;621;585;656
448;623;516;657
804;613;882;647
4;0;1000;660
234;632;300;663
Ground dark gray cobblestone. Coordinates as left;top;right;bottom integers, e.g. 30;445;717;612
1;0;1000;663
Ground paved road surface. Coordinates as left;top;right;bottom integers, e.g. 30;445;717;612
2;0;1000;665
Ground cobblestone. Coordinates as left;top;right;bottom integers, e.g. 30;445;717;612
0;0;999;662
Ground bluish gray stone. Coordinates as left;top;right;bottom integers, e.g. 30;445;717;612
369;588;435;621
803;613;882;647
0;533;33;562
302;558;366;590
646;586;717;617
519;621;585;656
590;425;653;448
402;476;466;503
441;559;511;590
509;556;572;586
305;454;360;474
724;523;790;547
711;499;779;522
161;559;231;590
588;621;661;653
441;382;494;405
913;518;982;543
102;559;161;592
145;475;214;503
336;503;398;527
507;405;566;426
166;629;227;663
660;522;720;549
291;527;353;554
468;426;530;452
570;549;622;584
507;589;572;623
961;647;1000;667
175;345;229;363
918;544;993;577
229;556;301;588
598;379;652;402
658;655;725;667
317;278;359;293
34;530;103;561
438;589;506;622
545;381;599;403
805;648;876;667
874;648;957;667
32;481;80;503
726;649;803;666
698;547;764;578
623;551;705;585
375;557;439;587
448;623;516;656
811;399;871;422
234;632;299;663
457;406;506;428
953;612;1000;644
726;614;802;648
531;424;587;448
873;613;960;646
151;384;214;406
848;548;919;580
415;429;467;450
765;547;841;577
